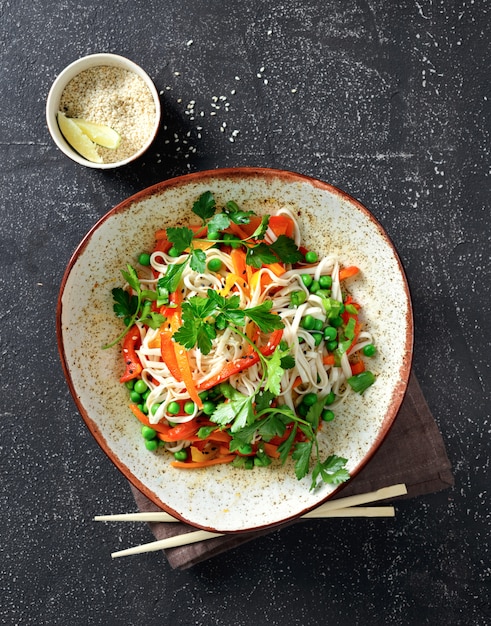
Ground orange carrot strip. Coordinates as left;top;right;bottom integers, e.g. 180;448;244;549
264;262;286;277
129;404;171;436
170;455;235;468
350;360;365;375
263;442;281;459
231;248;248;278
323;355;336;366
339;266;359;281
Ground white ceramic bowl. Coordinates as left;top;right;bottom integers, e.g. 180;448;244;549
57;168;413;532
46;53;161;169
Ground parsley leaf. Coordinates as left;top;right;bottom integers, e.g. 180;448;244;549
158;261;187;294
244;300;285;333
111;287;138;319
192;190;216;222
263;348;285;396
211;393;253;433
292;441;314;481
278;424;298;465
310;455;350;490
167;227;194;255
190;248;206;273
121;265;141;293
173;296;217;354
207;212;231;233
269;235;304;264
246;242;278;268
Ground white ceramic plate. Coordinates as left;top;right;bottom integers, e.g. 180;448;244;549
57;168;413;532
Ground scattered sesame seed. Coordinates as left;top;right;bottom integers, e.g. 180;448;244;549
186;39;194;46
231;89;236;95
235;75;240;80
260;66;265;72
174;71;180;76
291;88;298;93
264;79;268;85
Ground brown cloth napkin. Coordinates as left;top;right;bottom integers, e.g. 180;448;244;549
130;372;454;569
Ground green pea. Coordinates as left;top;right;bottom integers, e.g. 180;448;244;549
301;274;313;288
207;230;219;241
207;258;222;272
297;403;309;417
141;426;157;440
324;326;337;341
124;380;135;391
150;403;161;416
198;390;209;401
173;450;188;461
129;390;141;403
304;250;318;264
322;409;335;422
138;403;148;414
145;439;159;451
326;340;338;352
319;275;332;289
363;344;377;357
325;391;336;405
168;246;180;258
303;392;318;406
184;401;195;415
202;401;216;415
313;318;324;331
309;280;320;293
279;340;289;351
238;443;253;455
133;379;148;395
290;290;307;307
312;332;323;346
301;314;315;330
167;401;180;415
330;316;343;328
138;253;151;266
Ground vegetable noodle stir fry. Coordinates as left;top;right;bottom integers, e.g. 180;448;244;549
105;192;377;490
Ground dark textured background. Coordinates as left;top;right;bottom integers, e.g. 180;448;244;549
1;1;489;624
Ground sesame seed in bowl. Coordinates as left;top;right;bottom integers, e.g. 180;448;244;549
46;53;161;169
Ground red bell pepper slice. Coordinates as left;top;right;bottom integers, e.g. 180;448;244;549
196;328;283;391
120;326;142;383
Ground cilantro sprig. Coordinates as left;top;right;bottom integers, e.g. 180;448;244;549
103;265;166;349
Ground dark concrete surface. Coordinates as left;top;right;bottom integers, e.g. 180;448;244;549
1;1;489;624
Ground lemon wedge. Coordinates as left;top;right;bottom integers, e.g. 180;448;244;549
71;118;121;149
57;112;103;163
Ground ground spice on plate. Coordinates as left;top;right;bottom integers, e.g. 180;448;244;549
59;65;156;163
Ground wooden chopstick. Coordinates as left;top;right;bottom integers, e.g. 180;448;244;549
103;483;406;558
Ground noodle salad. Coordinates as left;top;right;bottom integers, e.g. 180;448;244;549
105;192;377;490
